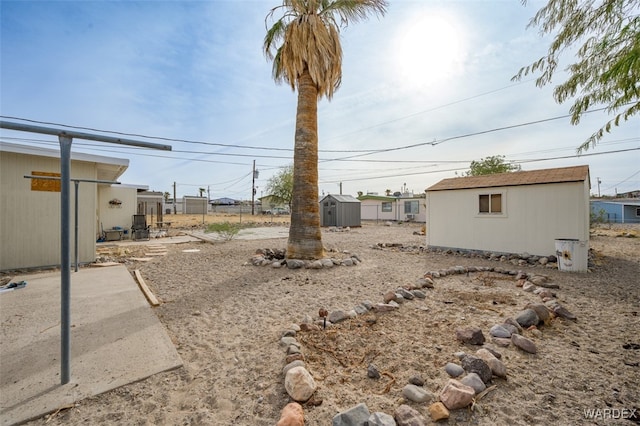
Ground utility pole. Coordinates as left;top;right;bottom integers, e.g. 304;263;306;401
251;160;259;215
339;182;342;195
173;181;177;214
597;177;601;197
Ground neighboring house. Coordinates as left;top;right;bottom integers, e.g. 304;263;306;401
426;165;590;256
358;193;426;222
590;199;640;223
320;194;361;227
0;142;129;270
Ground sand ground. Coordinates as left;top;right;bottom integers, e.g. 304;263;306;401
15;217;640;425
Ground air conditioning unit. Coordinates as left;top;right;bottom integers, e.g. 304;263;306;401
406;214;415;221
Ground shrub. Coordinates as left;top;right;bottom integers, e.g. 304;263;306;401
205;222;241;241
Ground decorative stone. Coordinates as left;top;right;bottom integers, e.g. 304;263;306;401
439;379;475;410
402;384;434;403
412;289;427;299
285;353;304;364
460;372;486;394
475;348;507;378
491;337;512;347
328;310;351;324
445;362;464;378
284;366;316;402
461;355;492;384
428;402;450;421
332;402;370;426
375;303;399;312
526;303;552;325
515;309;540;328
511;333;538;354
367;363;381;379
286;259;305;269
394;404;427;426
283;360;305;375
280;336;299;348
367;411;397;426
397;288;414;300
408;374;425;386
489;324;512;338
277;402;304;426
456;327;486;345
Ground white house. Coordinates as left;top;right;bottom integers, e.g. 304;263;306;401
425;165;590;256
358;193;426;222
0;142;129;270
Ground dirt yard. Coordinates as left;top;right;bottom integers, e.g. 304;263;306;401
23;221;640;425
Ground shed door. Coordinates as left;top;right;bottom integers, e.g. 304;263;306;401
323;201;337;226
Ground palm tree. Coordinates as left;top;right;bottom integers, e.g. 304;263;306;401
264;0;387;259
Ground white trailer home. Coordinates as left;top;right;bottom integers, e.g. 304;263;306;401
0;142;129;270
426;165;590;256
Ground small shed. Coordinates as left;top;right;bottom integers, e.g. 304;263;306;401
320;194;361;227
426;165;590;256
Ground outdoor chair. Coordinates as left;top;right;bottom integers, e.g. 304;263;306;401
131;214;150;240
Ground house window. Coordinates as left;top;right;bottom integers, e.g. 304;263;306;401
404;200;419;214
636;207;640;217
479;193;502;214
381;202;392;212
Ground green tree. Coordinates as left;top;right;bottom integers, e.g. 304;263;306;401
466;155;521;176
264;0;387;259
513;0;640;151
266;164;294;208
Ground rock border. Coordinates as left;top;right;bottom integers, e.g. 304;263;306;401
275;264;577;424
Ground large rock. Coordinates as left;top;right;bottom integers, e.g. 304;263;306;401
367;411;397;426
456;327;486;345
332;403;370;426
511;333;538;354
439;379;475;410
277;402;304;426
460;372;486;394
526;303;552;325
489;324;512;338
475;348;507;378
394;404;427;426
284;366;316;402
402;384;434;403
461;355;492;384
515;309;540;328
428;402;450;421
445;362;464;378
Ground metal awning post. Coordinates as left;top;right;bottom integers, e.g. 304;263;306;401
59;135;72;385
2;119;172;387
74;181;79;273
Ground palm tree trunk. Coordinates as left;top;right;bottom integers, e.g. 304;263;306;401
287;69;324;259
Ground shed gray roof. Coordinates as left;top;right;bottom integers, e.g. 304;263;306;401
427;165;589;191
321;194;361;203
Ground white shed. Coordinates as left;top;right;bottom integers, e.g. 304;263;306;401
0;142;128;270
426;165;590;256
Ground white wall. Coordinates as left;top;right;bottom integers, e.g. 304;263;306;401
427;181;589;256
0;152;97;270
98;185;138;237
360;198;427;222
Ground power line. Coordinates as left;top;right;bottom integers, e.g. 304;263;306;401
602;169;640;192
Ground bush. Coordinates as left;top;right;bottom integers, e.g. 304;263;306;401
205;222;241;241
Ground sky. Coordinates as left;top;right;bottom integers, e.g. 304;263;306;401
1;0;638;201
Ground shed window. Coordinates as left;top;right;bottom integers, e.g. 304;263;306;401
479;193;502;214
381;202;392;212
404;200;419;214
636;207;640;217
